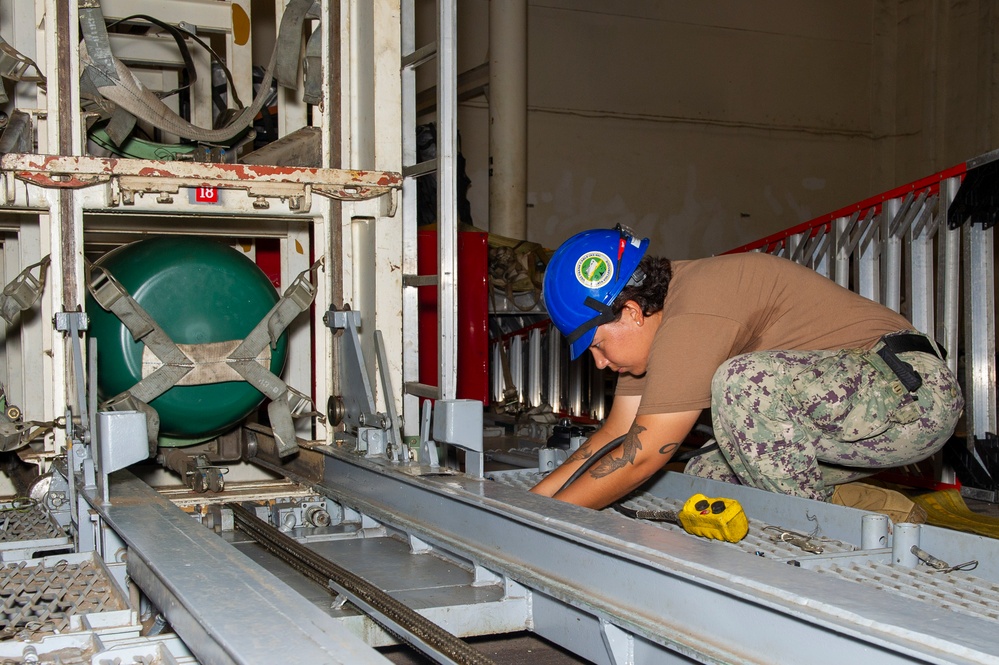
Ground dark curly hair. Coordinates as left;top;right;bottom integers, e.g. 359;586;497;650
611;255;672;318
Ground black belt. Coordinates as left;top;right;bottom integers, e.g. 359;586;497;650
877;332;946;393
880;332;946;360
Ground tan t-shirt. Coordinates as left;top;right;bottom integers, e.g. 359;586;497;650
616;252;913;415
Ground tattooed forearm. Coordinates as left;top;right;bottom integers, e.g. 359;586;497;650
658;442;679;457
590;423;645;479
566;442;595;463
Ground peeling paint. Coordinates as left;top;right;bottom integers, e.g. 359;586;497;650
1;155;402;205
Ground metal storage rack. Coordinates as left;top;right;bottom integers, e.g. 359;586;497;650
0;0;404;462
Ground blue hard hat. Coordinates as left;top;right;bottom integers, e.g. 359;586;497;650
542;226;650;360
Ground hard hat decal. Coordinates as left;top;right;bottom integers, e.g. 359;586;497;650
575;252;614;289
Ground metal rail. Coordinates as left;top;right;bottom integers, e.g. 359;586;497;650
726;150;999;494
91;472;390;665
227;502;497;665
501;151;999;491
401;0;459;420
286;447;999;665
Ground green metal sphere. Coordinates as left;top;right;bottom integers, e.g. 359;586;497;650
86;237;288;444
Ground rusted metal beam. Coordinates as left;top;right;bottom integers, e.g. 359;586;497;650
0;154;401;211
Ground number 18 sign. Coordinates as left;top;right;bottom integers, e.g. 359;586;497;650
190;186;220;205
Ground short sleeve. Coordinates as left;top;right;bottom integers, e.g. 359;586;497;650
636;314;745;415
615;372;645;396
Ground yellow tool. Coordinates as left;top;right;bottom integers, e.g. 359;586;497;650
614;493;749;543
678;493;749;542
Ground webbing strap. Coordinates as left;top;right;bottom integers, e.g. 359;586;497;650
88;265;192;372
88;257;322;458
143;341;270;385
108;15;199;99
302;25;323;105
0;34;46;89
0;110;33;154
99;13;202;145
565;297;617;346
88;263;193;453
0;255;50;325
80;41;273;144
104;106;137;147
77;0;314;144
227;259;323;457
494;342;519;411
78;0;118;83
275;0;315;89
77;1;139;144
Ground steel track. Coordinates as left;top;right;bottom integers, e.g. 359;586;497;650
226;502;497;665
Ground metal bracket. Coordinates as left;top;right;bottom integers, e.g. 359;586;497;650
418;400;439;467
432;400;484;478
325;307;402;461
374;330;404;462
54;312;90;445
599;619;635;665
95;411;148;504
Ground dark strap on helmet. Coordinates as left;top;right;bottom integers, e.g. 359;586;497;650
566;297;617;345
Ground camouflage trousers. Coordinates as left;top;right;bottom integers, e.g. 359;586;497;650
684;341;964;501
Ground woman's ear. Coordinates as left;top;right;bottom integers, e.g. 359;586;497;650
625;300;644;326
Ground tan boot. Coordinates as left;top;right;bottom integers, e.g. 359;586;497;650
831;482;928;524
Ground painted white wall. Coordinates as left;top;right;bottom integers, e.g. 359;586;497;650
451;0;999;258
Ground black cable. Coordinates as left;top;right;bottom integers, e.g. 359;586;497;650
675;442;719;462
555;438;720;495
556;434;625;495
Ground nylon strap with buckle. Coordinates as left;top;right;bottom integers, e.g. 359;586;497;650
77;0;314;144
875;332;947;394
226;259;323;457
565;297;617;346
87;258;323;458
88;263;194;454
0;34;46;106
1;256;50;325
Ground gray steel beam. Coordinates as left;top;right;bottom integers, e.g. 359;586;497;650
301;449;999;665
436;0;459;402
937;177;962;378
88;472;391;665
963;222;997;440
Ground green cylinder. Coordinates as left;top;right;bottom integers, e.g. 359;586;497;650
86;237;288;444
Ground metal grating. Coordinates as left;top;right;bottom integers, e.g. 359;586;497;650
616;490;856;558
488;469;852;558
0;631;196;664
488;468;999;624
0;500;66;543
814;560;999;622
0;555;126;640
